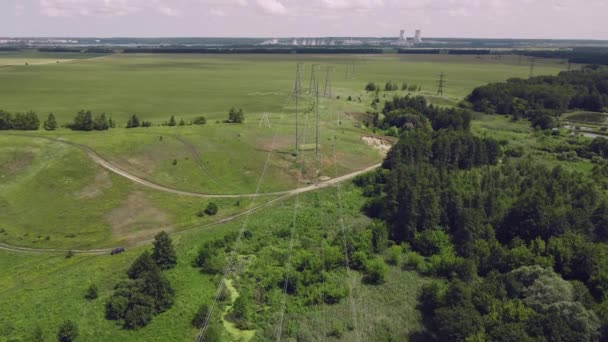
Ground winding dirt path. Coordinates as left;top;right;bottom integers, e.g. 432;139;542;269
7;133;380;199
0;134;383;254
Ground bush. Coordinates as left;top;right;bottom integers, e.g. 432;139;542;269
193;116;207;125
363;257;389;285
228;108;245;123
385;245;403;265
403;251;425;270
205;202;219;216
84;284;98;300
328;321;345;338
191;304;210;327
57;320;78;342
365;82;377;92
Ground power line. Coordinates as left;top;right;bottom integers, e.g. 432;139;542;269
437;72;446;96
331;92;360;342
275;74;315;342
196;89;295;342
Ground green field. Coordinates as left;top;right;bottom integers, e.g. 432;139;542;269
0;52;572;341
0;53;565;123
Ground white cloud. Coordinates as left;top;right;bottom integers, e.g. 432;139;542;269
210;8;226;16
255;0;287;14
39;0;182;17
40;0;143;17
320;0;384;10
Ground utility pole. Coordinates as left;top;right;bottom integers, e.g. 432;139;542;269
437;72;446;96
324;66;332;98
529;57;535;78
294;63;302;155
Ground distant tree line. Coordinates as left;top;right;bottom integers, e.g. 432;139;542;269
517;47;608;66
123;47;384;54
466;66;608;129
398;49;492;55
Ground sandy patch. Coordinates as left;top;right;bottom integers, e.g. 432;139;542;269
362;136;393;155
0;150;35;176
105;191;172;243
74;170;113;199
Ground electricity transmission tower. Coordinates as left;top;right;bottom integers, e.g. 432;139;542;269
259;112;271;128
315;78;320;159
529;57;536;78
324;67;332;98
437;72;446;96
308;64;319;95
294;63;303;155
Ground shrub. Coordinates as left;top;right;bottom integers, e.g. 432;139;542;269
228;108;245;123
191;304;209;327
193;116;207;125
205;202;219;216
363;257;389;285
84;284;98;300
57;320;78;342
365;82;377;91
385;245;403;265
402;251;425;270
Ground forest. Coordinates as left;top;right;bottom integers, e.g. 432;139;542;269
466;66;608;128
354;93;608;340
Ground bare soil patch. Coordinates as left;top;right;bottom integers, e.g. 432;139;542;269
74;170;113;199
0;150;35;177
105;191;173;243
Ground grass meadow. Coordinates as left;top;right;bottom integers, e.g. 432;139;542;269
0;52;572;341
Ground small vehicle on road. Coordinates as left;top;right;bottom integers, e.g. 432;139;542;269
111;247;125;255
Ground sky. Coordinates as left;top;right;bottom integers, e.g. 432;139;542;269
1;0;606;39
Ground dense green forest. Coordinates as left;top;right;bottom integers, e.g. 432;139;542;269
466;66;608;128
355;94;608;340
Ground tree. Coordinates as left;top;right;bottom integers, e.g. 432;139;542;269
57;320;78;342
93;113;109;130
205;202;219;216
44;113;58;131
84;284;98;300
178;118;186;126
228;108;245;123
152;231;177;270
71;110;94;131
127;251;159;279
126;114;140;128
168;115;176;127
0;110;12;130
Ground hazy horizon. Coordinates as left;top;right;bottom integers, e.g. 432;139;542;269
1;0;606;40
